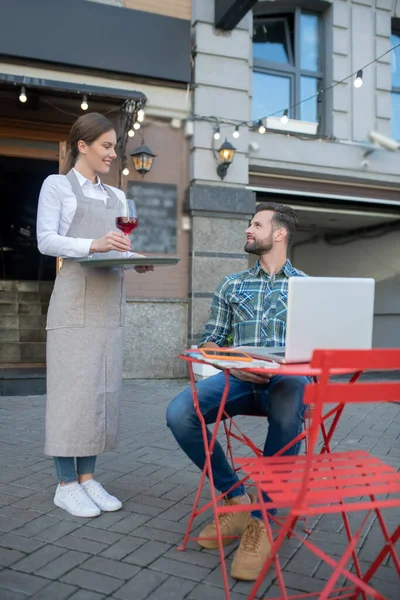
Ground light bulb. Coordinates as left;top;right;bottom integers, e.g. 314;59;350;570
128;129;135;138
233;126;240;139
133;122;141;130
122;167;130;176
213;127;221;140
81;95;88;110
137;109;145;122
281;110;289;125
19;86;27;103
354;70;363;89
258;120;266;134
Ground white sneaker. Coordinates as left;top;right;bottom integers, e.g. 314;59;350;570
82;479;122;512
54;482;101;517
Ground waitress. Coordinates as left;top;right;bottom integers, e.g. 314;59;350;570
37;112;153;518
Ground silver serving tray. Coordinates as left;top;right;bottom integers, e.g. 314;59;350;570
77;256;181;268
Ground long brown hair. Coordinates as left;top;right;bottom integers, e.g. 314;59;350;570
61;112;115;175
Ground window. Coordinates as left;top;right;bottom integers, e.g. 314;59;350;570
252;9;323;125
391;32;400;140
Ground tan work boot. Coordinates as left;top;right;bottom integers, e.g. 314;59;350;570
197;494;255;550
231;517;271;581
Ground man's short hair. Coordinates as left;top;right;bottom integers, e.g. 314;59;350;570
255;201;298;245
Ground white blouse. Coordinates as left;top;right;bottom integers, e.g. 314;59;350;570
37;169;132;259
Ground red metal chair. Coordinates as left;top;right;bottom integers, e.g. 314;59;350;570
236;349;400;600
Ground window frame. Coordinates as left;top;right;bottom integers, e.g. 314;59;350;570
391;30;400;140
252;7;325;126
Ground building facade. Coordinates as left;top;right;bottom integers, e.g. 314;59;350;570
0;0;192;381
188;0;400;350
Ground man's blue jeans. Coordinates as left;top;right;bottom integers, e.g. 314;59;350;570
166;372;308;520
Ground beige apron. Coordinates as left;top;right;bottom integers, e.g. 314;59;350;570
45;170;125;456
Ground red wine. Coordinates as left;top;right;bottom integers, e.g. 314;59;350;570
115;217;139;235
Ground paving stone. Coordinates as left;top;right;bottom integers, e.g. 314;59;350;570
145;575;196;599
12;514;59;537
0;568;49;595
36;550;90;579
54;534;109;555
107;513;151;534
84;511;128;530
30;581;77;600
188;583;247;600
0;548;26;567
0;533;44;554
61;567;122;595
143;517;190;535
133;525;183;545
100;536;146;561
149;556;211;581
0;506;42;523
68;591;106;600
113;569;168;600
35;520;82;542
0;590;27;600
123;540;172;567
163;547;222;569
71;525;123;545
12;544;67;573
82;556;140;580
0;517;29;533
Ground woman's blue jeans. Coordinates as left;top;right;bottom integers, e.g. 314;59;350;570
166;372;308;519
53;456;97;484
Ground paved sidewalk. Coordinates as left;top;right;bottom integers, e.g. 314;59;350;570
0;379;398;600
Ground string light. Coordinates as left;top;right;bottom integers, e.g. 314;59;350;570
81;95;89;110
137;108;145;122
19;86;27;103
258;120;266;134
122;166;130;176
128;129;135;138
354;70;363;89
213;126;221;140
133;122;141;130
196;42;400;138
280;109;289;125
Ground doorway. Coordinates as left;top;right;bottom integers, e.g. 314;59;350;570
0;156;58;280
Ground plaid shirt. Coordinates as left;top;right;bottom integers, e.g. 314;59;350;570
201;259;307;348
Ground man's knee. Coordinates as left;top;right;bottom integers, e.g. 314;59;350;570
269;376;308;428
166;388;197;439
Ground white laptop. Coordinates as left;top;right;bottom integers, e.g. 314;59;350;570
237;277;375;363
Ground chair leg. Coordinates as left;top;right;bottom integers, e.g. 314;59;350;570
223;420;235;469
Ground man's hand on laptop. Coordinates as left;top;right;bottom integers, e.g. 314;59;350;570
230;369;272;384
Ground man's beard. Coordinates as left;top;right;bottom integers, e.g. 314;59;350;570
244;237;273;255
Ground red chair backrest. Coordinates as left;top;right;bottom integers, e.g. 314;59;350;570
310;348;400;371
304;349;400;406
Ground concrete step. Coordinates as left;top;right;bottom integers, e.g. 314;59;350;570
0;366;46;396
0;342;46;363
0;281;52;367
0;304;48;316
0;281;54;293
0;329;46;343
0;291;51;304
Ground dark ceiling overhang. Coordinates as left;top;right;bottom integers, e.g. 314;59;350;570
0;0;191;85
215;0;258;30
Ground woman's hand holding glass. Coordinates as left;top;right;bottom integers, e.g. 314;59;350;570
89;231;131;254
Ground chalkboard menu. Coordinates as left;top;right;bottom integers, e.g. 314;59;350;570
126;182;177;254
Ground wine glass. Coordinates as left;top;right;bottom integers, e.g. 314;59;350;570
115;199;139;240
